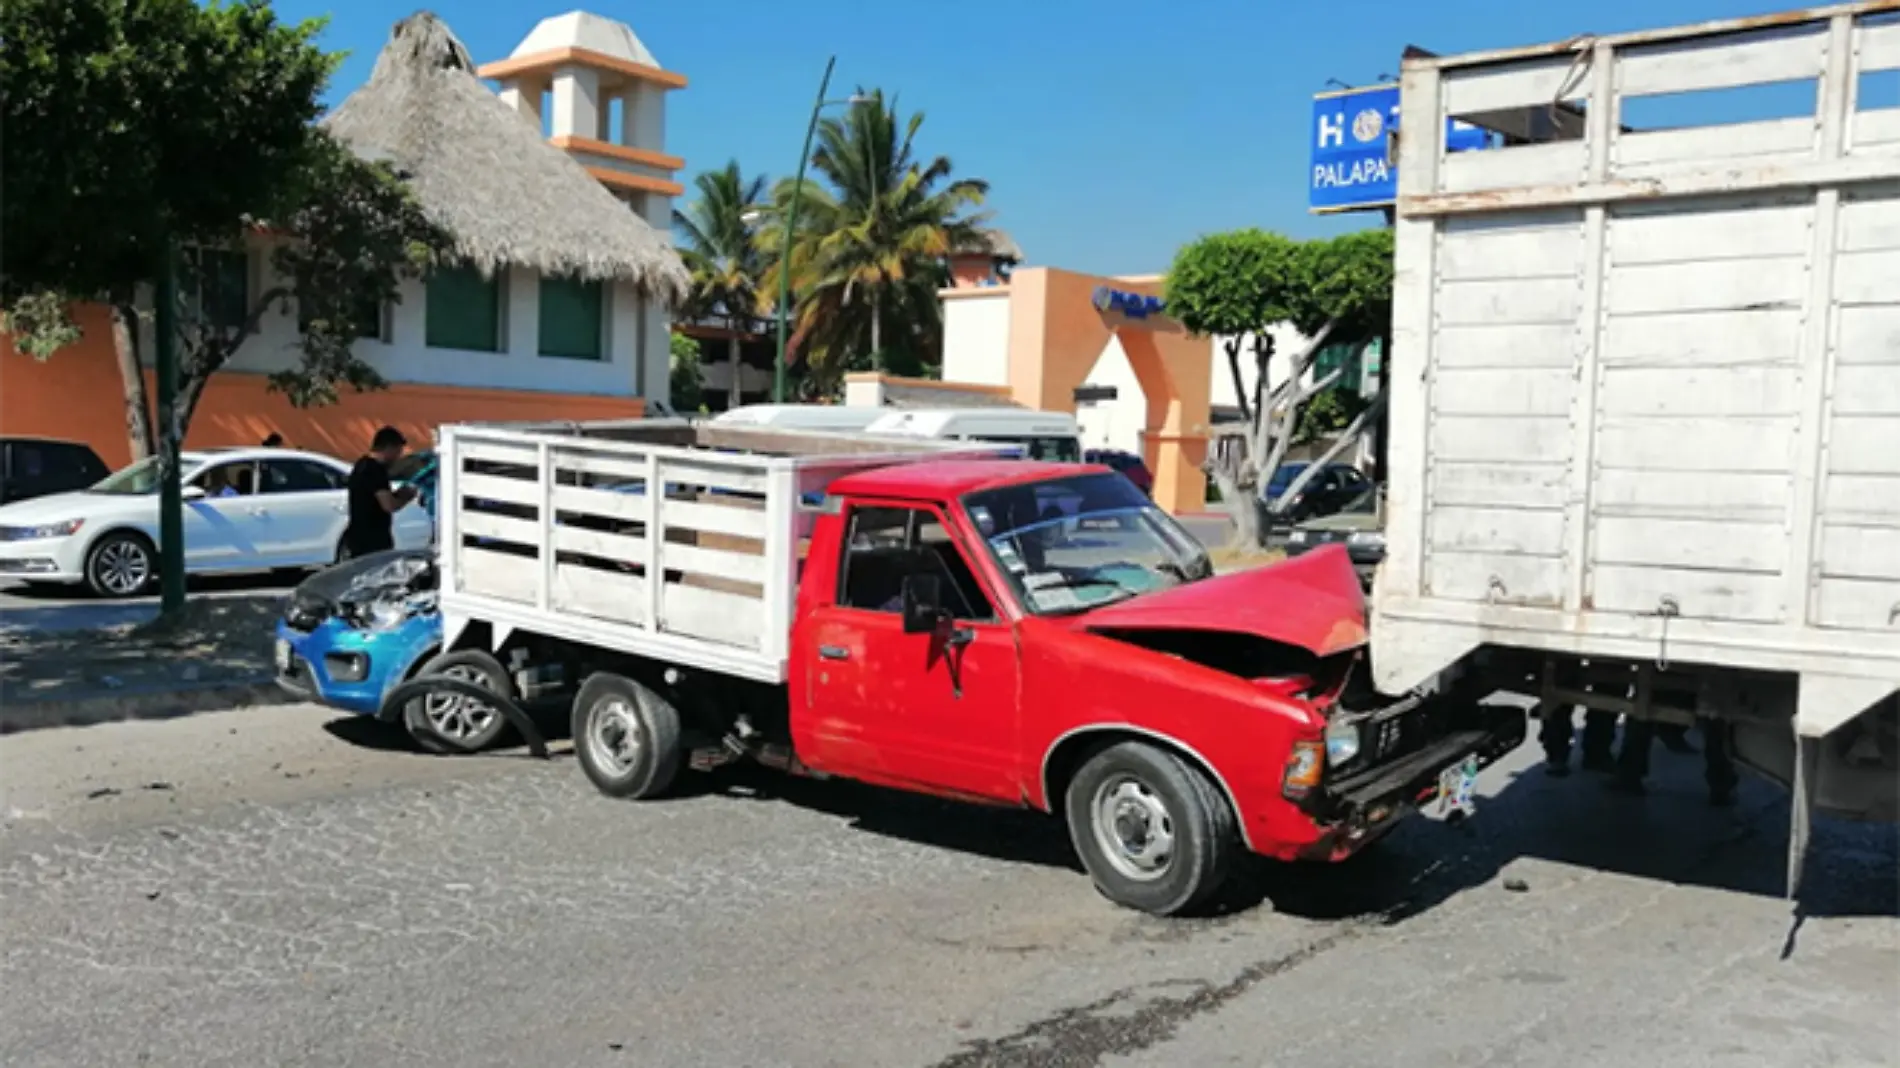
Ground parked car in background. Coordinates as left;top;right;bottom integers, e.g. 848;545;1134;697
0;437;110;506
1085;448;1154;497
0;446;433;597
1257;462;1372;529
1283;486;1384;588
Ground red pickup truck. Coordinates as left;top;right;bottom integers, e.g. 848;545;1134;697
433;422;1525;915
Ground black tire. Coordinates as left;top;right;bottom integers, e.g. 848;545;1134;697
84;531;158;598
572;672;683;800
1063;741;1238;917
401;649;514;754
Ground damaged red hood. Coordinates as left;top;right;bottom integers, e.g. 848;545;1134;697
1080;544;1368;657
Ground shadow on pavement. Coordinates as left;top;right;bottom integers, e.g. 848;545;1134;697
313;701;1897;928
319;698;575;755
699;735;1897;925
0;595;291;734
0;570;304;606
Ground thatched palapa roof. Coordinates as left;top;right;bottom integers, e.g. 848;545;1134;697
955;227;1022;264
323;12;689;303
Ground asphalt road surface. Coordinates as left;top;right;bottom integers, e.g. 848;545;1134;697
2;703;1894;1068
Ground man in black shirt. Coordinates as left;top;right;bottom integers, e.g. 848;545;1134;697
343;426;417;558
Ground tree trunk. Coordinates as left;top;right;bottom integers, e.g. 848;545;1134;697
869;289;882;370
1223;338;1251;426
726;333;743;410
109;300;156;462
173;367;213;446
1213;466;1260;550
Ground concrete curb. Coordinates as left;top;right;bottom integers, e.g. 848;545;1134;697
0;676;292;735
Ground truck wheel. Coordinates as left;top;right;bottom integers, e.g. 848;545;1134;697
572;672;683;800
402;649;514;754
1064;741;1238;917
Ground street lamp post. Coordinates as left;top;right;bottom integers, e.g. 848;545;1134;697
771;57;868;403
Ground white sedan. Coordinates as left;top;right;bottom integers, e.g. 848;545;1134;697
0;447;433;597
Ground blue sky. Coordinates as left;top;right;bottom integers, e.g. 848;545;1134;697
280;0;1823;275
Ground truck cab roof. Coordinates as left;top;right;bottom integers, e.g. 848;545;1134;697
830;459;1103;501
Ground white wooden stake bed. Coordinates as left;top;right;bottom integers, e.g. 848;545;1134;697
1372;2;1900;884
436;418;1006;684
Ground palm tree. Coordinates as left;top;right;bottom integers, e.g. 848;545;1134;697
764;89;989;391
673;161;770;409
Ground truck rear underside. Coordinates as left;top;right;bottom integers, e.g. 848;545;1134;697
1373;2;1900;891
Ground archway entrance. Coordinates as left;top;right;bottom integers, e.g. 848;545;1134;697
1001;268;1210;513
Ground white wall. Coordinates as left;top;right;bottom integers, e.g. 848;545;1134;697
160;236;666;401
1074;336;1146;454
940;292;1011;388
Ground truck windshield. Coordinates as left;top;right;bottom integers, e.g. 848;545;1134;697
964;473;1211;616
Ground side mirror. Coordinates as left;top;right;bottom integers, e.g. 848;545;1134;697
900;573;946;635
181;484;206;502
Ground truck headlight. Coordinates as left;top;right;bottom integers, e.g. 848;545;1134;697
1325;719;1361;765
1288;530;1308;544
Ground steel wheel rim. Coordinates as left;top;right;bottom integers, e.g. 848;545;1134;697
1091;774;1176;882
94;540;150;595
422;664;497;741
586;696;644;778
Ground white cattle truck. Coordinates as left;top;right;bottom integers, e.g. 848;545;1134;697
1373;2;1900;891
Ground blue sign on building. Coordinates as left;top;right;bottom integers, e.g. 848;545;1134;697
1309;84;1490;214
1091;286;1166;320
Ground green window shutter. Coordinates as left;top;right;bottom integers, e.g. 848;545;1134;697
538;275;604;360
1311;341;1365;394
426;265;503;352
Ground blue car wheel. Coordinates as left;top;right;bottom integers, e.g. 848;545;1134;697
402;648;514;754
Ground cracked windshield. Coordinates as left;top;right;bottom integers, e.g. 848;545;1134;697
968;474;1209;614
1;1;1895;1066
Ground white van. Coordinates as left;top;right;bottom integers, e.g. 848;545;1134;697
864;408;1082;462
709;404;885;433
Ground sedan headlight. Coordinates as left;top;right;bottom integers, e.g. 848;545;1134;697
1347;531;1385;548
1324;718;1362;765
0;518;84;541
1288;530;1308;544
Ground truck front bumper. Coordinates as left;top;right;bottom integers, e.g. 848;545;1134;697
1297;702;1526;861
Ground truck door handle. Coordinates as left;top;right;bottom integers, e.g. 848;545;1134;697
247;507;269;517
817;645;850;661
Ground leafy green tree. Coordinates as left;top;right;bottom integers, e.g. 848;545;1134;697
674;161;770;410
1165;227;1393;544
668;332;705;414
763;89;987;379
1;0;334;460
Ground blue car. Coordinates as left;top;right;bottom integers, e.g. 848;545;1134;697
274;549;514;752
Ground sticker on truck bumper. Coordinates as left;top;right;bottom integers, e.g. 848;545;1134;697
1436;755;1480;818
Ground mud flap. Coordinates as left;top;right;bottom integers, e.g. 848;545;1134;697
1786;732;1819;900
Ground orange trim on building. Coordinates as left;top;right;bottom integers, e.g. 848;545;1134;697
477;48;688;90
584;166;686;198
549;135;684;172
3;304;644;470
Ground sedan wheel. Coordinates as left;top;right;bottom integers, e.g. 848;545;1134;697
85;534;155;598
